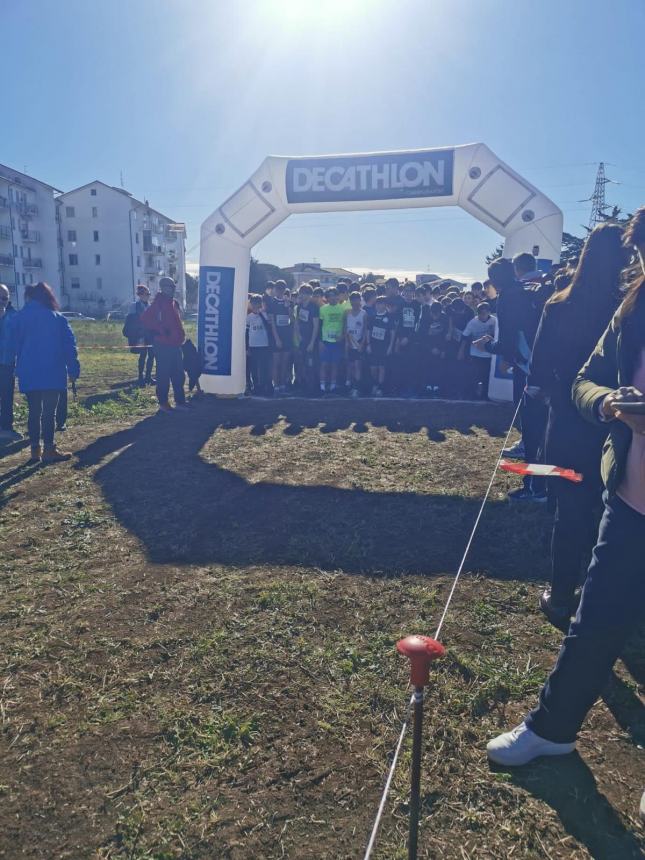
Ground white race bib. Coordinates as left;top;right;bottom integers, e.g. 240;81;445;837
276;314;290;327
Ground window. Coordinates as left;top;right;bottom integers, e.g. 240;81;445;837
95;254;101;265
93;230;99;242
96;277;102;290
71;277;80;289
135;232;139;244
65;206;75;217
92;206;98;218
136;256;141;267
67;229;77;242
13;244;17;257
90;188;97;196
69;254;78;265
28;272;34;285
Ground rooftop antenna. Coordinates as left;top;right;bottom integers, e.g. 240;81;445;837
120;170;125;189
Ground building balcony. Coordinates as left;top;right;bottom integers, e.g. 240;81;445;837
0;225;11;240
17;201;38;218
0;254;14;267
20;229;40;243
23;257;43;269
143;244;164;255
144;266;162;275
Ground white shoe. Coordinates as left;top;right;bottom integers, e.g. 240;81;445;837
503;440;525;459
486;722;575;766
350;388;359;398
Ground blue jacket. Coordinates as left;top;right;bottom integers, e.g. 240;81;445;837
0;303;17;367
5;301;80;393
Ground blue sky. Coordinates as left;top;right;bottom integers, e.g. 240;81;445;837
5;0;644;281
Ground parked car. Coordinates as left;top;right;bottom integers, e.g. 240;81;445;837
62;311;96;321
106;310;127;321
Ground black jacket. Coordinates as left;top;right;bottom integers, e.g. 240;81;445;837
529;298;614;472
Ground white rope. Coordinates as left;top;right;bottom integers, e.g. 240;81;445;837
363;397;523;859
433;396;522;640
363;692;414;860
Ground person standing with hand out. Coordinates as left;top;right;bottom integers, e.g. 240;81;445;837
5;282;79;463
141;277;187;413
487;207;645;824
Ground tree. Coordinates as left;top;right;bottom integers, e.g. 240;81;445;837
485;244;504;265
185;273;198;309
249;257;294;293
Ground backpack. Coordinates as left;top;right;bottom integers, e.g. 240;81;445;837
123;312;144;345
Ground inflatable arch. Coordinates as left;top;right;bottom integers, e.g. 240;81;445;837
199;144;563;395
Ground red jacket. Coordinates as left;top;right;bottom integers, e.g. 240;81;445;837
140;293;185;347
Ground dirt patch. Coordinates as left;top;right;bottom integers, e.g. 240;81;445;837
0;397;642;859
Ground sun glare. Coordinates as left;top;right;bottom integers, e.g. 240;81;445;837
265;0;365;30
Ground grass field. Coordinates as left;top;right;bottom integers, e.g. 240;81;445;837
0;323;643;859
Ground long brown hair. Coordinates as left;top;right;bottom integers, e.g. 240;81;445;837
25;282;59;311
617;207;645;322
549;223;625;318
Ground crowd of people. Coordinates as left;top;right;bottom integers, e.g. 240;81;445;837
246;274;506;400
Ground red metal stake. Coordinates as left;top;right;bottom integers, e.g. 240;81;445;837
396;635;445;860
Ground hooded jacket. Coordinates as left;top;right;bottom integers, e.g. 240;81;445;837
5;300;80;392
140;293;185;347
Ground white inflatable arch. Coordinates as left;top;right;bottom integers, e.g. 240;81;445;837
198;144;562;395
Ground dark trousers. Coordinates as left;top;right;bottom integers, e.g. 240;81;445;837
154;344;185;406
550;475;602;606
0;364;15;431
527;494;645;743
522;393;548;493
468;356;491;399
138;347;154;381
26;390;59;447
248;347;273;395
56;387;68;430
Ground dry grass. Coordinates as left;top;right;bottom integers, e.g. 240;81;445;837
0;331;643;859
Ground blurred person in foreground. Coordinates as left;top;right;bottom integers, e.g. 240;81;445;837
528;223;626;628
487;208;645;823
6;282;79;463
0;282;21;442
140;277;188;413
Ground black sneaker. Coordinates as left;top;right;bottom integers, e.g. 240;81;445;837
539;589;572;632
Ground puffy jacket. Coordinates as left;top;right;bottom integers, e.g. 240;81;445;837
573;288;645;496
5;300;80;393
0;303;17;366
140;293;185;347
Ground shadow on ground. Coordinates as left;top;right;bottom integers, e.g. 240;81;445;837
73;397;545;578
506;754;644;859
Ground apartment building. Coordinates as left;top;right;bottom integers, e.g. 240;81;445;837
57;182;186;314
0;164;62;307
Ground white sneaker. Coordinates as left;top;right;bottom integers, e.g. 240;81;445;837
350;388;359;398
486;722;575;766
503;440;525;459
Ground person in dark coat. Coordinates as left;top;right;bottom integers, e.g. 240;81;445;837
0;283;21;442
487;210;645;828
528;223;626;627
5;282;80;463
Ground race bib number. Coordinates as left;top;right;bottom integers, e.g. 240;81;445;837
371;326;386;342
402;308;415;328
276;314;290;327
298;308;310;323
251;323;263;334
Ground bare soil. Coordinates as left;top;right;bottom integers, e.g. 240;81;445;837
0;396;643;859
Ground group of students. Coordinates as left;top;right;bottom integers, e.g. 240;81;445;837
484;209;645;825
0;276;204;463
246;276;498;400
